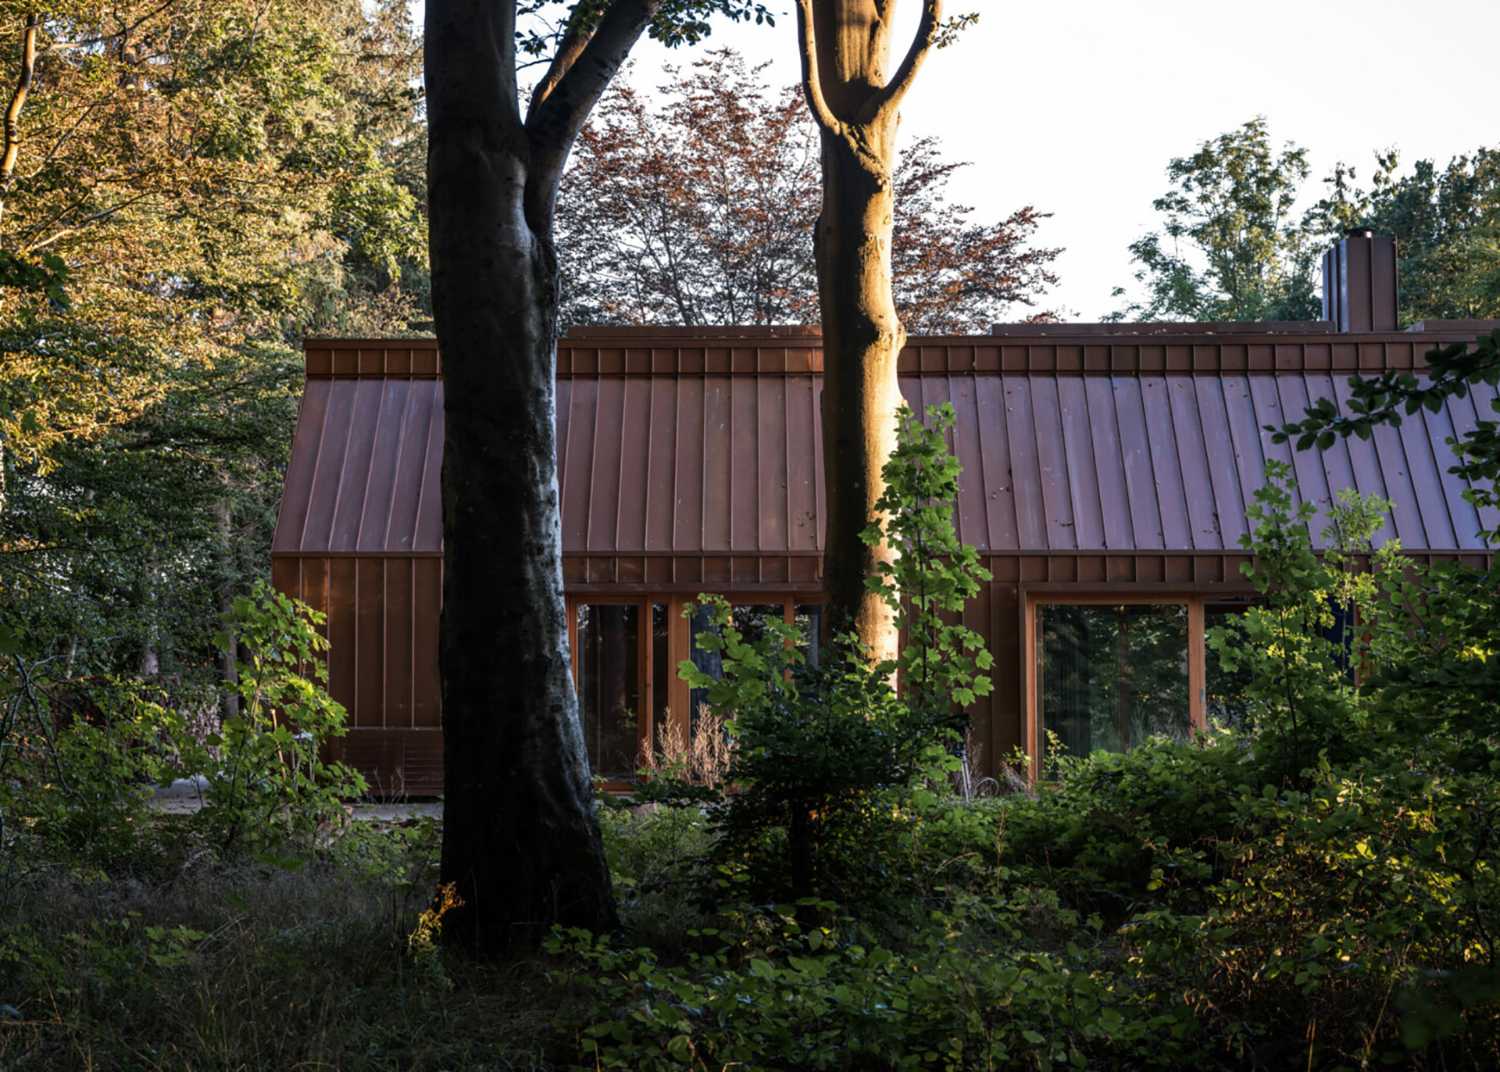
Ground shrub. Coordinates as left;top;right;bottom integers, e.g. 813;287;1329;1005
993;734;1255;918
547;894;1199;1071
1126;763;1500;1068
1206;460;1400;780
1;581;363;869
183;580;367;857
0;676;189;869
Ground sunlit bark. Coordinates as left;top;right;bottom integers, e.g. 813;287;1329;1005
795;0;942;661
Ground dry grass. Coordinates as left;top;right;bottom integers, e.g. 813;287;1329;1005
635;704;734;790
0;823;566;1071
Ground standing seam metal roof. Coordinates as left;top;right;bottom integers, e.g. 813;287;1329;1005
271;335;1497;557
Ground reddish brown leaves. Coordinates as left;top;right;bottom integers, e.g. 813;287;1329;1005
556;48;1061;331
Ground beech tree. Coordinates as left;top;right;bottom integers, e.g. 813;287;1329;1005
794;0;948;659
557;48;1057;330
424;0;768;953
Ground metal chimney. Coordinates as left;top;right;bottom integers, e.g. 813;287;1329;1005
1322;229;1398;332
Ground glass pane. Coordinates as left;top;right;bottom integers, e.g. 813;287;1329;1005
794;604;823;669
1205;603;1254;730
688;603;721;728
576;604;640;779
732;604;785;644
1039;603;1189;759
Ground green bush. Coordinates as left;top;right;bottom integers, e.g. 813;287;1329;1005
547;894;1198;1072
184;580;367;857
1;677;189;869
991;735;1253;918
1122;762;1500;1067
1;581;363;869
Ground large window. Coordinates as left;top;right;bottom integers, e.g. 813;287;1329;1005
1038;603;1190;758
570;594;821;784
571;599;674;781
1027;593;1253;770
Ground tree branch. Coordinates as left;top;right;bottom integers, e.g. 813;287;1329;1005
525;0;656;217
1;13;40;228
526;1;596;119
869;0;941;123
793;0;840;133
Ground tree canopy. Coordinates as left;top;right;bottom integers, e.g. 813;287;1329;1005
1312;148;1500;324
1113;117;1500;326
557;48;1058;331
1110;118;1322;323
0;0;427;677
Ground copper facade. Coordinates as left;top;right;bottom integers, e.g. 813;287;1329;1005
273;325;1497;794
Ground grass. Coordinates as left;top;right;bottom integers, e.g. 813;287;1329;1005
4;783;1497;1072
0;818;569;1071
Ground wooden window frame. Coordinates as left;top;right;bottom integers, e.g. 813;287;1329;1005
1022;591;1210;779
568;593;821;787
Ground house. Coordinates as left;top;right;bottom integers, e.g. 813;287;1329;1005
271;232;1497;795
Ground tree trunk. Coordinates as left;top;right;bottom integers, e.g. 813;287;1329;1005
817;132;904;662
427;0;626;954
796;0;943;661
429;173;617;954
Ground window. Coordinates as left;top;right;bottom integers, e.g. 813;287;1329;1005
570;599;672;780
1026;593;1251;771
575;603;643;780
569;594;822;784
1038;603;1190;759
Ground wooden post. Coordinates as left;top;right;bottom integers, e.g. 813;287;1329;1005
1188;598;1206;731
667;596;692;746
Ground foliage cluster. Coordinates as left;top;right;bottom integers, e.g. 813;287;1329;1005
1113;117;1500;324
1;582;363;871
1317;149;1500;323
0;1;428;701
557;49;1059;331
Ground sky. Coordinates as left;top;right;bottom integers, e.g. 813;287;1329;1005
417;0;1499;319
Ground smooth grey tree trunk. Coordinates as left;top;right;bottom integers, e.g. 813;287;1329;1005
425;0;656;954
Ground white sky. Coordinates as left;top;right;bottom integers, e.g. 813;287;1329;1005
418;0;1500;318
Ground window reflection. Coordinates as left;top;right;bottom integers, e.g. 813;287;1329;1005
688;603;784;726
1039;603;1189;759
794;604;823;668
576;604;640;779
1205;603;1254;729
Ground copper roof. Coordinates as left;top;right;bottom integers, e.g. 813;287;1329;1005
272;333;1497;558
